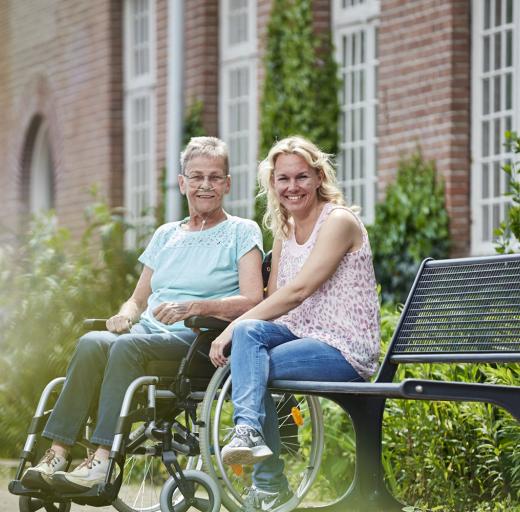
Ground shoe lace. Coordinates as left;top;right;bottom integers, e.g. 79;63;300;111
76;452;97;470
41;448;57;464
224;425;252;442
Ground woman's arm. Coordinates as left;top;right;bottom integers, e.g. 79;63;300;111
153;248;264;324
209;209;363;366
106;266;153;333
266;238;282;297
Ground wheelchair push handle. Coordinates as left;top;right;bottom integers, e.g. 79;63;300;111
83;318;109;331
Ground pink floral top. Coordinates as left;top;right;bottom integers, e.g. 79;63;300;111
274;202;380;380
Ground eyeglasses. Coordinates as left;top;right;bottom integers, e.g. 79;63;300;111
183;174;228;186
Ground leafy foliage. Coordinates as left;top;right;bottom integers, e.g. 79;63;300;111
0;200;142;456
368;151;451;303
314;303;520;510
180;99;207;218
255;0;340;248
495;131;520;254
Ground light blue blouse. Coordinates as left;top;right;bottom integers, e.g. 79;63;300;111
138;216;263;333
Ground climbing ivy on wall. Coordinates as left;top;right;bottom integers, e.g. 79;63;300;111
256;0;340;247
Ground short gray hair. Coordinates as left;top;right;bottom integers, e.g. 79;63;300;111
180;137;229;175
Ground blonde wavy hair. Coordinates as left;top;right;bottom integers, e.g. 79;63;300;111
258;135;349;239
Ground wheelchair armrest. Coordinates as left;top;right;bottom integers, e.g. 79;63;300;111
184;316;230;330
83;319;108;330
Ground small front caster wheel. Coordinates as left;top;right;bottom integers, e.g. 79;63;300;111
19;496;72;512
159;470;220;512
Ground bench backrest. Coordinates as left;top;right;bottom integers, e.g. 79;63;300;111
377;254;520;382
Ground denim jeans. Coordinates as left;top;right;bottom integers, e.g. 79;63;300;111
230;319;363;492
43;324;196;446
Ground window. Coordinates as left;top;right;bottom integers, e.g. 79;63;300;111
29;122;54;213
124;0;157;245
472;0;519;254
333;0;379;224
219;0;257;218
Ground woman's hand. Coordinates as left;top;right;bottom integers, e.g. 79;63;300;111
153;302;193;324
209;326;234;367
106;314;132;334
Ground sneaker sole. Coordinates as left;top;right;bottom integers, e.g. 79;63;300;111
221;445;273;465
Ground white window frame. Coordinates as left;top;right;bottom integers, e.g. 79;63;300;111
219;0;258;219
333;0;379;224
471;0;520;255
124;0;157;246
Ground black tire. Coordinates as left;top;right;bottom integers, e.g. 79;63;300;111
159;470;220;512
199;365;324;512
18;496;71;512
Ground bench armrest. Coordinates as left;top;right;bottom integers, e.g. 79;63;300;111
84;316;230;332
184;316;230;330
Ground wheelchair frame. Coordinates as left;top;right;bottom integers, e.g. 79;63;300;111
9;322;225;512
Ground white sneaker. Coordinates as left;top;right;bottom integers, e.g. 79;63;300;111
21;449;68;489
52;454;109;492
221;425;273;465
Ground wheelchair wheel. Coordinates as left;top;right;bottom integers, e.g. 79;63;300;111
199;365;324;512
113;419;202;512
19;496;71;512
159;470;220;512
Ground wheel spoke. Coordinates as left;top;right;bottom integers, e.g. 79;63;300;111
192;497;211;510
43;503;61;512
173;501;190;512
27;498;44;512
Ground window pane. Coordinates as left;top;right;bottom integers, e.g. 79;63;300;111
482;163;489;199
483;78;490;114
484;0;491;29
495;0;502;26
483;36;490;72
494;32;501;70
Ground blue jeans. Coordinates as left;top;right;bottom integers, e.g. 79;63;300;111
230;319;363;492
43;324;196;446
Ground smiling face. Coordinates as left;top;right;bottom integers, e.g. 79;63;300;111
272;153;322;217
178;156;230;217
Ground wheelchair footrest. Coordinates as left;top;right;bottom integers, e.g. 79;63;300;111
9;480;69;502
8;479;119;507
60;482;119;506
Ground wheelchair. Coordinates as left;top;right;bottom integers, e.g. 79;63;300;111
9;317;223;512
9;254;324;512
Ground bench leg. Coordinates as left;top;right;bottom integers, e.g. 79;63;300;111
294;395;404;512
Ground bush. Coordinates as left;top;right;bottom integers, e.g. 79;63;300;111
0;200;143;456
368;151;451;303
495;131;520;254
315;302;520;510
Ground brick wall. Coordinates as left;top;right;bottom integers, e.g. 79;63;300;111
0;0;123;239
378;0;471;256
183;0;219;136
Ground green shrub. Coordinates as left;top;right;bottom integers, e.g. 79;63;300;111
495;131;520;254
0;200;142;457
368;151;450;303
315;302;520;510
255;0;340;248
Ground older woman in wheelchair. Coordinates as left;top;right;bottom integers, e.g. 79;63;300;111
208;136;380;512
12;136;263;511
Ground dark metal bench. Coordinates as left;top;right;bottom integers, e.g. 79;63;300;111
270;253;520;511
